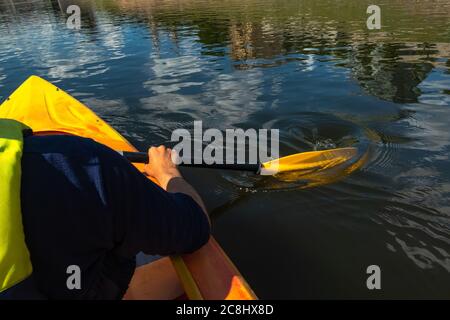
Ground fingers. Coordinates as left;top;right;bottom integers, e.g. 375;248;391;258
148;145;171;154
144;145;182;188
148;146;173;161
146;146;178;168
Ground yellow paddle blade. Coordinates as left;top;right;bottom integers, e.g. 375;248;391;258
260;147;358;175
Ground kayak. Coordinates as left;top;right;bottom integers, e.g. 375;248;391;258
0;75;257;300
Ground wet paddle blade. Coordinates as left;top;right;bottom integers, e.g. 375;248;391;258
260;147;358;175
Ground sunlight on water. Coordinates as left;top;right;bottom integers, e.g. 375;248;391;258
0;0;449;298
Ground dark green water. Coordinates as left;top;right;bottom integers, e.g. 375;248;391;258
1;0;449;298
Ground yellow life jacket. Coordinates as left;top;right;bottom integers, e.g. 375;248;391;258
0;118;33;292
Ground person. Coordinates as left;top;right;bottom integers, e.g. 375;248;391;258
0;133;211;299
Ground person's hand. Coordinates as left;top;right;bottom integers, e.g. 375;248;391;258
144;146;182;189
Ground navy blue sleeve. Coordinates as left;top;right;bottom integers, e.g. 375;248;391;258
97;142;211;257
20;135;210;299
22;135;210;258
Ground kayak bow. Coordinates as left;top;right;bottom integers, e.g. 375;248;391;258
0;75;257;300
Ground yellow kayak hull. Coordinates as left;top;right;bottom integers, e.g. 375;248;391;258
0;75;256;300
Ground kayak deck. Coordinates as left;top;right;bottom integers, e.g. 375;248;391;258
0;75;256;300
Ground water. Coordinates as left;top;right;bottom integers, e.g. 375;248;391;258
1;0;449;298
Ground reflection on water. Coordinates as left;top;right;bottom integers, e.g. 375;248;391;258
0;0;449;298
222;112;371;189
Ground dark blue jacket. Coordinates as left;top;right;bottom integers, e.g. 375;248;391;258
1;135;210;299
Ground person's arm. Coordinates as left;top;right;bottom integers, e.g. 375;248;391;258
102;144;210;257
143;146;210;225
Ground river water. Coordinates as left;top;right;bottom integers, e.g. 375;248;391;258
0;0;449;298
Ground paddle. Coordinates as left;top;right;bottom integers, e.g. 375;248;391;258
119;147;358;176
